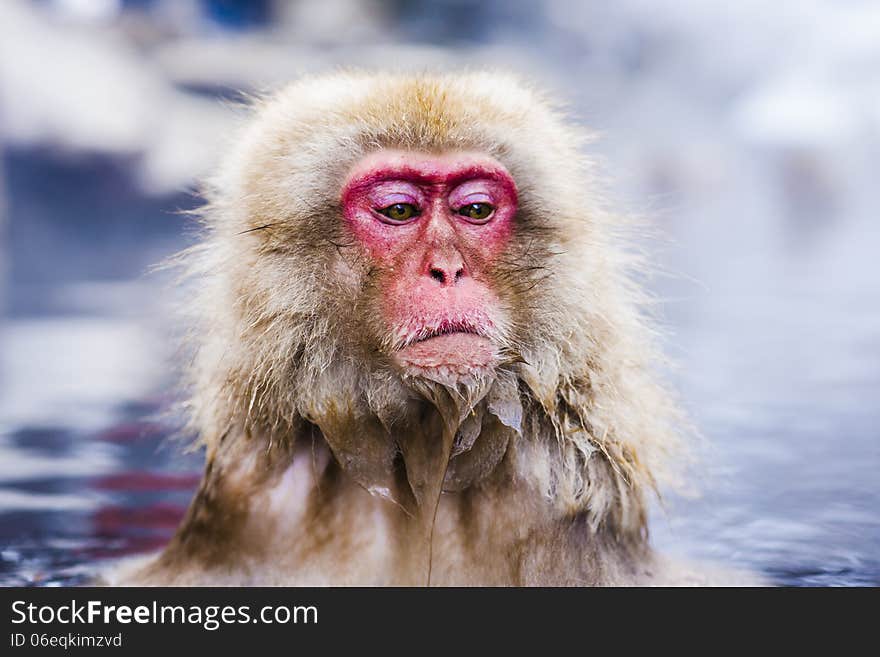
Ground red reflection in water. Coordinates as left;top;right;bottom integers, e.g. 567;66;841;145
92;471;200;492
83;404;202;562
86;502;190;560
85;466;201;560
95;421;166;443
94;502;189;529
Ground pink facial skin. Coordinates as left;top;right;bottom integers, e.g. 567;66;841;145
341;150;518;374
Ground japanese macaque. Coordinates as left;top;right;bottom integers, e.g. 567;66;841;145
115;71;744;586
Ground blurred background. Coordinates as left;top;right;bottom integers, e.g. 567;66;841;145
0;0;877;586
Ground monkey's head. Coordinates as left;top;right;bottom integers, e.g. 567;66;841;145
187;71;682;526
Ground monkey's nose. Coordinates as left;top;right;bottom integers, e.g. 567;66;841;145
428;263;465;286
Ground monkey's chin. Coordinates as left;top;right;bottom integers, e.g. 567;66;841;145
394;333;496;377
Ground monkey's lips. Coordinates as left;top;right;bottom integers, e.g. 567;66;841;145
395;332;496;373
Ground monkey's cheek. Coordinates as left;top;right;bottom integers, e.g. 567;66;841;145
394;334;497;377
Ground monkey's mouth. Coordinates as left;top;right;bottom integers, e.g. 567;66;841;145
394;322;496;372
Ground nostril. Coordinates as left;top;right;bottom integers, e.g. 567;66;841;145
430;268;446;284
454;267;464;282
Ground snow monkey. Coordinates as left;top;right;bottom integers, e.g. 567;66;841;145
118;71;746;586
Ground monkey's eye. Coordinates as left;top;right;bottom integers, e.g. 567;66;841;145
457;203;494;222
377;203;419;223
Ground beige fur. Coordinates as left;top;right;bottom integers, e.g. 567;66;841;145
113;71;744;586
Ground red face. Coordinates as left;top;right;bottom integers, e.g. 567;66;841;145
341;150;518;376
